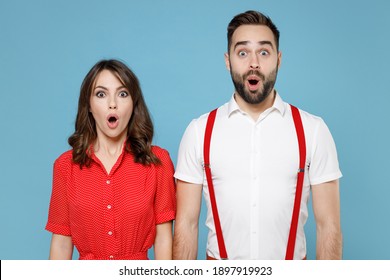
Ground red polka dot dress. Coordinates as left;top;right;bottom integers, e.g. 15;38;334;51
46;146;176;260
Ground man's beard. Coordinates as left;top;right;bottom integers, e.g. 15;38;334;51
230;67;278;105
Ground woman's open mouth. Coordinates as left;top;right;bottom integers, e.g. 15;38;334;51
107;114;119;129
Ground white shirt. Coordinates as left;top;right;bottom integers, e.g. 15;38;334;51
174;93;342;260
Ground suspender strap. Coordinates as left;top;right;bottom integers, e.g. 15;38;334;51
285;104;307;260
203;108;228;259
204;105;306;260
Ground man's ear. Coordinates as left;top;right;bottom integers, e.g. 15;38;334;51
224;52;231;71
277;51;282;68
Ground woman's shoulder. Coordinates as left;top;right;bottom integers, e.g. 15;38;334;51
151;146;172;162
54;150;74;168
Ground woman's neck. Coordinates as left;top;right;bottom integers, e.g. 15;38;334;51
93;134;127;174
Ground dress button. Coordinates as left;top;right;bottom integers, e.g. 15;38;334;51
106;180;111;185
108;231;113;236
107;205;112;209
109;255;114;259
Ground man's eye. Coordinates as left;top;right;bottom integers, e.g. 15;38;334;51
260;50;269;56
96;91;105;98
119;91;129;97
238;51;247;57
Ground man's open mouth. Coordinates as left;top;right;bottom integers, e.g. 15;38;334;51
246;74;261;91
248;79;259;86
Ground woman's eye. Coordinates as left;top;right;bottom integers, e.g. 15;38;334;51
96;91;105;98
119;91;129;97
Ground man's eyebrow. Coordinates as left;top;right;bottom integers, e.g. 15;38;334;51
233;40;275;50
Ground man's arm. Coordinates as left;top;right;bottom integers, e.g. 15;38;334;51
49;233;74;260
312;179;342;259
173;180;203;259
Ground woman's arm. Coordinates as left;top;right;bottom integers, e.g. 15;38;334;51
49;233;74;260
154;221;173;260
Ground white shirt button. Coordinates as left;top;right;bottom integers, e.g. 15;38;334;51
107;205;112;209
106;180;111;185
108;231;113;236
109;255;114;259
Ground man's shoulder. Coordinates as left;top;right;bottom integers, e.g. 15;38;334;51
191;102;229;124
290;105;324;125
288;104;334;140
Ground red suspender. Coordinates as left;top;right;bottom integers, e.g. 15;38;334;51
285;105;306;260
203;108;228;259
204;104;306;260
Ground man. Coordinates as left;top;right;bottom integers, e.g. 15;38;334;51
173;10;342;260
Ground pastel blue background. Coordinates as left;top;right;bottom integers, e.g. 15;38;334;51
0;0;389;260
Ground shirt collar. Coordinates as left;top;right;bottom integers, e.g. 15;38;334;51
89;140;128;166
227;90;287;118
272;91;287;116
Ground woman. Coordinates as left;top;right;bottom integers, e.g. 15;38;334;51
46;59;176;260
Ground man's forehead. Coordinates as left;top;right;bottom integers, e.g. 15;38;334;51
232;25;275;40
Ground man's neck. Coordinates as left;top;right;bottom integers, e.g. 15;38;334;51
234;90;276;121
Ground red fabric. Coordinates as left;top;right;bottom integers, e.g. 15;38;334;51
285;105;306;260
45;146;176;260
207;255;306;260
204;109;228;259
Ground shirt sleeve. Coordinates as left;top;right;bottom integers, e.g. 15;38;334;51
174;119;204;184
154;148;176;224
45;156;72;236
309;118;342;186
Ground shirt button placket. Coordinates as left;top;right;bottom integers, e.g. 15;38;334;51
104;177;115;257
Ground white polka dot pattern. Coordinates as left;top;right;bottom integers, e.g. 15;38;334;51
46;146;176;260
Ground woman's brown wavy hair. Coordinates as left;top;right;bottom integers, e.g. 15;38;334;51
68;59;160;167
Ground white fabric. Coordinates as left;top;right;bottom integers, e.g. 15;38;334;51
174;92;342;260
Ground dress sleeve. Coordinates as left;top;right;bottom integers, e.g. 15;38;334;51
154;148;176;224
45;156;72;235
